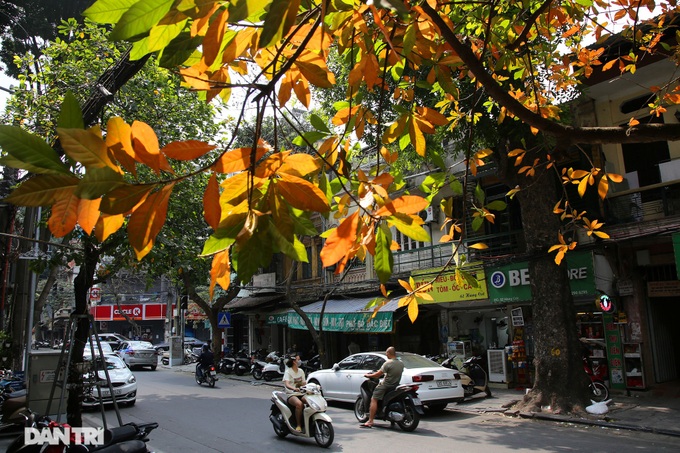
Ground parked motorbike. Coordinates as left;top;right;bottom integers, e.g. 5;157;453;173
353;377;424;431
251;357;266;380
0;386;30;438
441;355;492;400
269;383;334;448
301;355;321;375
262;353;286;382
195;363;218;388
583;356;609;402
219;349;250;376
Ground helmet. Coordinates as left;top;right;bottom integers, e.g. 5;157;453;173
202;344;209;352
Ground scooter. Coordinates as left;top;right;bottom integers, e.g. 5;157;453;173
441;355;492;400
0;387;30;437
262;354;286;382
195;363;218;387
301;355;321;374
251;354;268;380
353;377;424;431
584;356;609;402
269;383;334;448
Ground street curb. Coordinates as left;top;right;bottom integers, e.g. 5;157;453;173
517;411;680;438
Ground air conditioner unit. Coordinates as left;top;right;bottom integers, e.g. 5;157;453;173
418;206;435;223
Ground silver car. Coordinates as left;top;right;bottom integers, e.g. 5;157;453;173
307;352;464;411
83;354;137;407
116;341;158;370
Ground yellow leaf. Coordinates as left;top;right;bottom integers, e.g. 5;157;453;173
58;127;118;171
219;172;250;207
209;250;231;301
94;214;124;242
577;176;588;197
77;197;102;235
398;294;413;307
598;176;609;199
278;153;322;177
320;211;360;268
409;117;426;157
374;195;429;217
128;183;175;260
293;50;336;88
131;121;161;174
203;173;221;230
407;298;419;322
468;242;488;250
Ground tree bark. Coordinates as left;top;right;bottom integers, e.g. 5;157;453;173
514;166;591;414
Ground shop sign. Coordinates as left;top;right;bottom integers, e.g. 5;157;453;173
286;311;393;333
647;280;680;297
90;303;169;321
511;307;524;326
266;313;289;325
410;266;488;303
603;313;626;390
488;251;595;303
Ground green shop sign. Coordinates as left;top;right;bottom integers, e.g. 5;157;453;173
488;251;595;303
285;311;394;333
266;313;289;325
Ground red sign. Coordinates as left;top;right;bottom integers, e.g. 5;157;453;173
90;303;172;321
89;287;101;302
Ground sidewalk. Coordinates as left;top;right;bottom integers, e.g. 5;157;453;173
168;364;680;438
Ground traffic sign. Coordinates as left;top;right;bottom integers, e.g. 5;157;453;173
218;312;231;328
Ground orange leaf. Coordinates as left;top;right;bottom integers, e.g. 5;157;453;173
398;278;413;293
320;211;360;267
128;183;175;260
58;127;118;170
100;185;153;215
275;173;330;213
131;121;161;174
77;197;102;235
409;117;426;156
48;189;79;238
278;153;322;177
213;146;268;173
219;172;250;207
203;173;221;230
162;140;216;160
94;214;125;242
202;8;228;67
105;117;136;175
375;195;429;216
209;250;231;300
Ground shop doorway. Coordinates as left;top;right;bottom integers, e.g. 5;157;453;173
648;297;680;383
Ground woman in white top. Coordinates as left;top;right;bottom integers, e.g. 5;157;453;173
282;355;307;432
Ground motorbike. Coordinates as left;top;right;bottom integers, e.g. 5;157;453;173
262;353;286;382
269;383;334;448
219;349;250;376
195;363;218;387
441;355;492;400
0;386;30;437
301;355;321;374
354;377;424;431
583;356;609;402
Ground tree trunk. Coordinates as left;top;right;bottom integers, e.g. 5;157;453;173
515;167;591;414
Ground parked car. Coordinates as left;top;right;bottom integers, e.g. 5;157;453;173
95;333;129;351
82;354;137;407
183;336;206;349
307;352;464;411
116;341;158;370
84;342;114;357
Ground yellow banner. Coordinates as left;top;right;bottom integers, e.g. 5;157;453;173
412;267;488;303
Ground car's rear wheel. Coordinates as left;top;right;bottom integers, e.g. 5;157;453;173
150;365;157;371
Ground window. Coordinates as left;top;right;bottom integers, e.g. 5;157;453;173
338;355;364;370
362;355;385;371
394;230;424;252
621;115;670;191
301;246;312;279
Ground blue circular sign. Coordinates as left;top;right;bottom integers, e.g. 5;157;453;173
491;271;506;289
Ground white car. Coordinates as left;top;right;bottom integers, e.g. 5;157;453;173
83;354;137;407
116;340;158;370
307;352;464;411
84;342;113;357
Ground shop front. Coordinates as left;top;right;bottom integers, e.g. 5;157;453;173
90;303;170;343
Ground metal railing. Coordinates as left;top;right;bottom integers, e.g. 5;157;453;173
605;181;680;225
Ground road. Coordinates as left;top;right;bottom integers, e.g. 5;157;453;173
74;366;678;453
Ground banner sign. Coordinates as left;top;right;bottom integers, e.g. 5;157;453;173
286;311;394;333
90;303;169;321
487;251;595;303
410;266;488;303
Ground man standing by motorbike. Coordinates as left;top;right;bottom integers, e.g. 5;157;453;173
196;344;214;380
360;346;404;428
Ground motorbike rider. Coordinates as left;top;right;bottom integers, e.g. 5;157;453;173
197;344;214;380
282;354;307;432
360;346;404;428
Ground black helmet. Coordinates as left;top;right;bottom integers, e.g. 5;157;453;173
202;344;209;352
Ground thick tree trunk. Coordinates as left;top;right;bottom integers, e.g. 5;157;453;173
515;167;591;414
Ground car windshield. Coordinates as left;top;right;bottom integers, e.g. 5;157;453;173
129;341;154;349
84;343;113;355
89;355;127;371
396;353;441;369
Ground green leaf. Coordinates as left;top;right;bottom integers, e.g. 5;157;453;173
486;200;507;211
310;114;330;133
0;125;70;175
450;179;463;195
387;213;431;242
158;32;203;68
292;131;326;147
375;224;393;284
471;216;484;231
232;228;273;283
83;0;138;24
419;172;446;194
460;270;480;288
430;149;446;171
290;208;319;236
4;175;79;207
474;183;485;205
398;133;410;151
58;91;84;129
201;234;236;256
147;16;188;53
110;0;175;41
271;222;307;262
258;0;297;48
75;167;125;200
228;0;268;23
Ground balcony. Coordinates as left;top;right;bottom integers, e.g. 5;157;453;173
604;181;680;240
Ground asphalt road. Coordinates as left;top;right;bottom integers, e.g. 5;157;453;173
73;366;679;453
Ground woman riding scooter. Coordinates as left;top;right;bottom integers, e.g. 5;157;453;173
282;355;306;432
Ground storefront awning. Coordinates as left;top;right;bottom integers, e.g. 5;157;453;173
268;297;400;333
225;294;284;312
